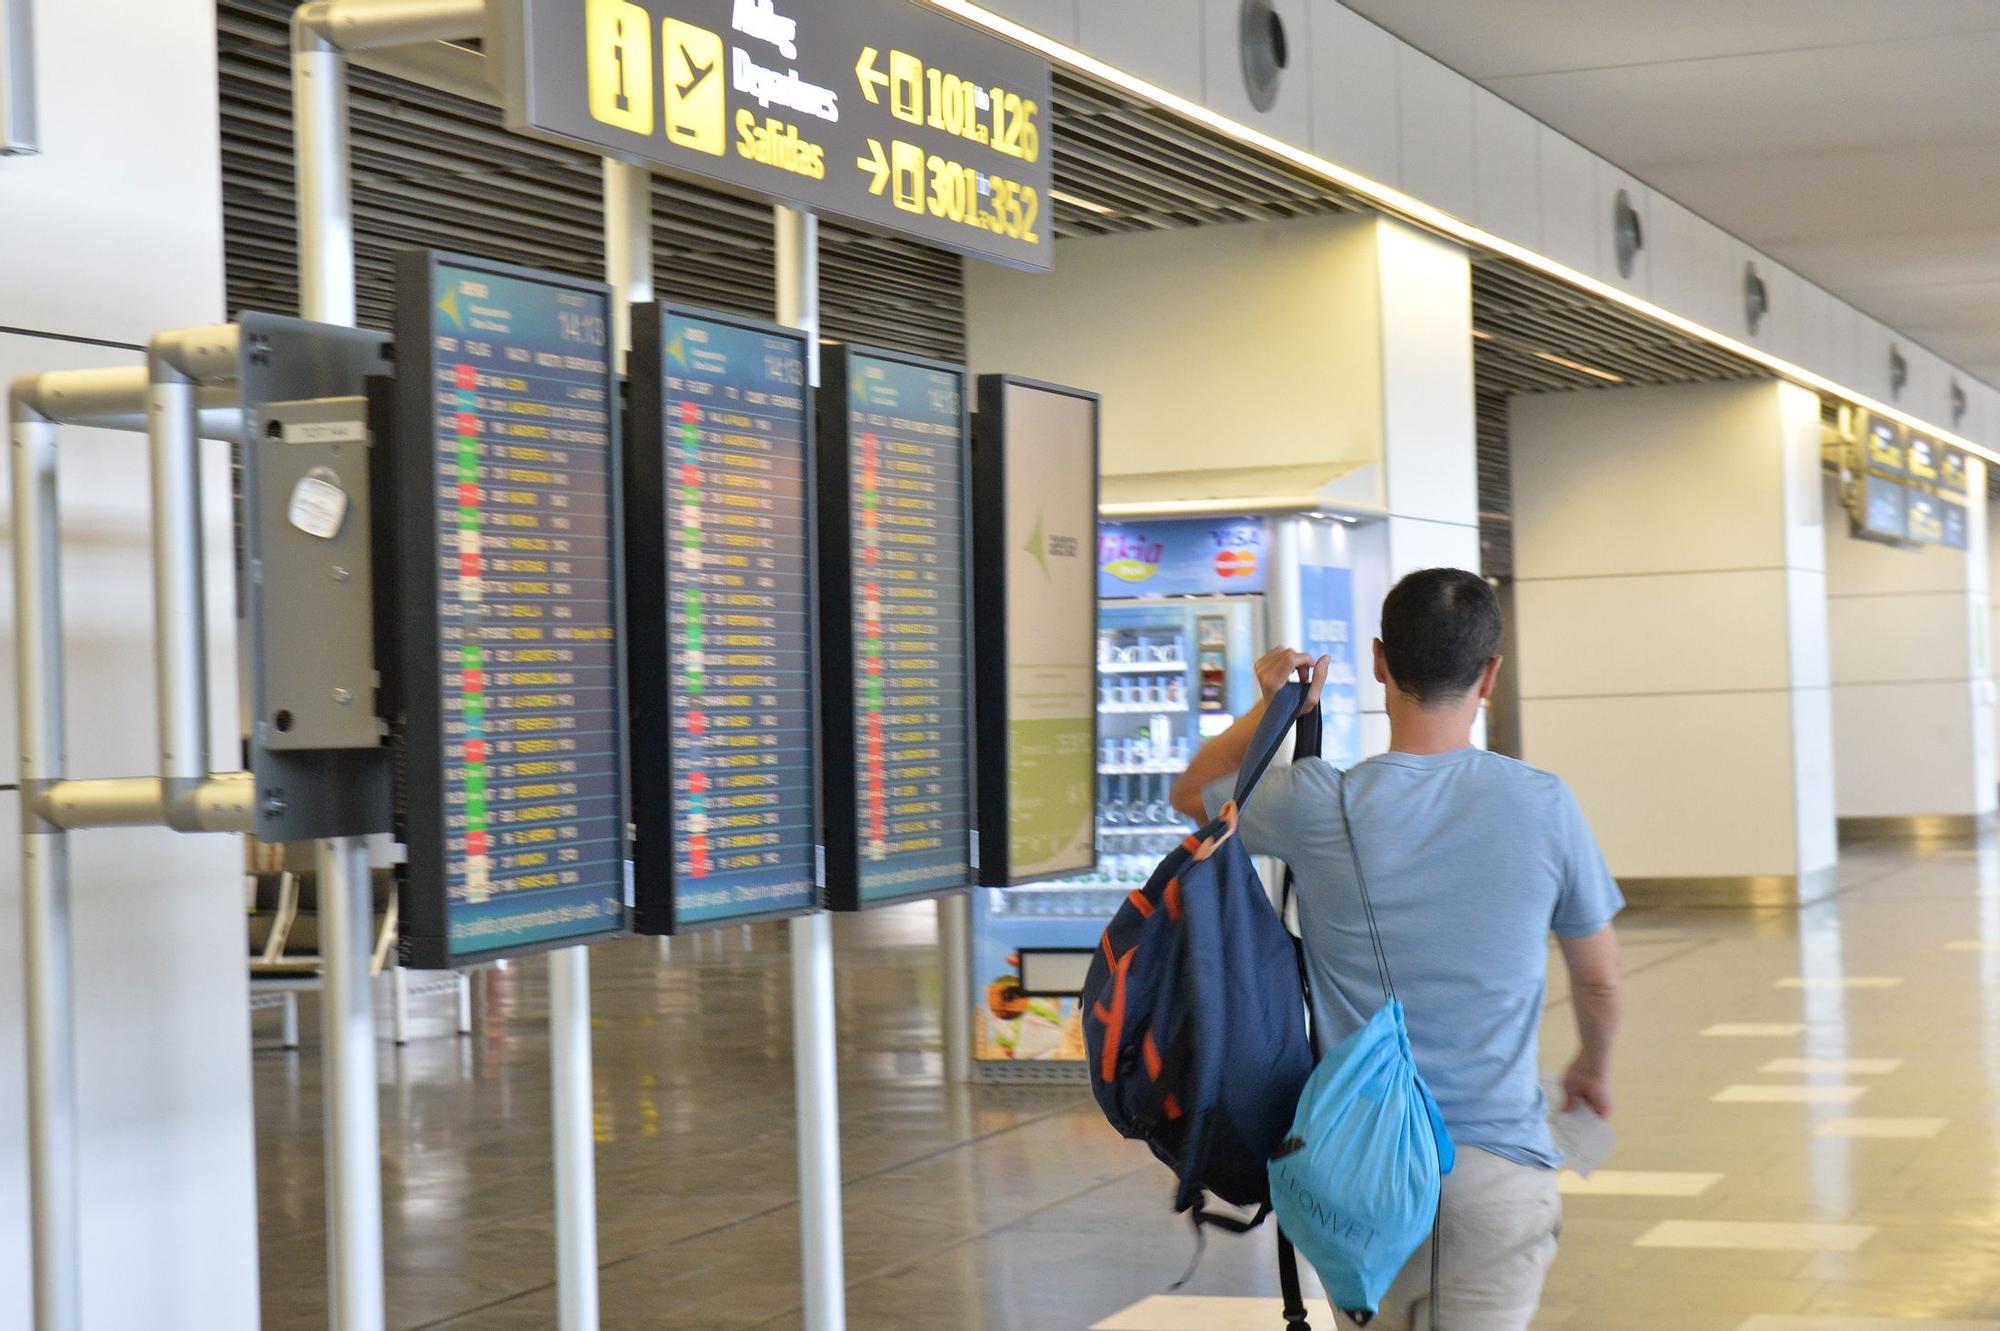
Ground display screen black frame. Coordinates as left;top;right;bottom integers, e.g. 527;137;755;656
971;374;1102;888
385;248;632;969
626;301;825;934
816;343;978;911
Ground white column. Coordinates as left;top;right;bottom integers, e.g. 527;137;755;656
1351;220;1479;755
1826;460;1996;832
1990;496;2000;790
1511;380;1837;900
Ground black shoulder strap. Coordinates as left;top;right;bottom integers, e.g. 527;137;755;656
1277;1232;1312;1330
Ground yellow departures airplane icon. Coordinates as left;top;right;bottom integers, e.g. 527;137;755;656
586;0;654;135
663;18;725;156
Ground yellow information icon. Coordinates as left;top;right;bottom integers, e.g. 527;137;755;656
663;18;726;157
585;0;653;135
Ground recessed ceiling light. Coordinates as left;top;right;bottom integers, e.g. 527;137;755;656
1533;351;1625;384
1050;188;1118;217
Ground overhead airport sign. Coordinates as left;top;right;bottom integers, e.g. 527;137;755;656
501;0;1054;271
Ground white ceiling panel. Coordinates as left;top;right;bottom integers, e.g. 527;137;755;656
1339;1;2000;80
1337;1;2000;388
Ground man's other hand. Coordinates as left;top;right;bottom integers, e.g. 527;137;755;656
1561;1056;1613;1119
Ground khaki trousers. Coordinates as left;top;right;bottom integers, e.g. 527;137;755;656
1340;1146;1562;1331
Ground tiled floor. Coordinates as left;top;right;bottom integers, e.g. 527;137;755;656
253;835;2000;1328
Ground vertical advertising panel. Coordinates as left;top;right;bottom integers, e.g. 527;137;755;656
627;304;820;933
1299;562;1363;769
818;345;975;909
973;376;1099;886
387;251;629;968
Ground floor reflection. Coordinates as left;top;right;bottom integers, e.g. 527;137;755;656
251;833;2000;1329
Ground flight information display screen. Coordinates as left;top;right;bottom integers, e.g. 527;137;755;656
818;346;974;909
627;305;819;933
389;251;628;968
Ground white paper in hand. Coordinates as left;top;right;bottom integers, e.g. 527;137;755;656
1542;1076;1616;1177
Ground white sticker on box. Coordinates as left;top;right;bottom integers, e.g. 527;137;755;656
287;475;349;540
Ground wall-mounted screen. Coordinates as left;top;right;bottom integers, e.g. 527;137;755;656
626;304;820;933
1907;432;1941;483
817;345;975;909
1865;418;1906;474
1941;498;1970;550
387;250;629;968
1940;446;1970;495
972;375;1099;887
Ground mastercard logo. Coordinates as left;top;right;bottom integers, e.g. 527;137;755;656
1214;550;1258;579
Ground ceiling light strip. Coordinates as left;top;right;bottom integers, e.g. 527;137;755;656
930;0;1997;468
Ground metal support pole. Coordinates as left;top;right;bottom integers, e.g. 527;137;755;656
147;335;219;801
455;974;472;1036
391;966;410;1046
788;913;846;1331
549;947;599;1331
292;16;356;330
602;158;654;369
282;991;302;1051
14;400;79;1331
938;893;972;1085
318;835;385;1331
777;205;846;1331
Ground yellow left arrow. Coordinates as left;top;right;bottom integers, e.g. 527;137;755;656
856;46;889;103
857;138;890;195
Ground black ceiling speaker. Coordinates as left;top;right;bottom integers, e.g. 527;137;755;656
1613;189;1644;279
1888;345;1908;399
1240;0;1288;113
1952;379;1968;428
1743;262;1769;336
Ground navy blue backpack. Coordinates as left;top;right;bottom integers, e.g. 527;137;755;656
1083;681;1320;1322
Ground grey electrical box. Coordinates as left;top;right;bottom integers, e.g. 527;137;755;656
253;396;380;750
237;314;395;842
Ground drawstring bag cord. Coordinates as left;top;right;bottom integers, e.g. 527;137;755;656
1337;778;1441;1331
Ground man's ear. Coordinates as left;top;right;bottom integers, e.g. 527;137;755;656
1477;655;1503;704
1372;638;1388;688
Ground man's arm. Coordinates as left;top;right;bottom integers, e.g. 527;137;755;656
1557;925;1622;1117
1168;648;1328;822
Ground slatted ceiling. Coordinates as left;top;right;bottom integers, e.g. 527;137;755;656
218;0;968;356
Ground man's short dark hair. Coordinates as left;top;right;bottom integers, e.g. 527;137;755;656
1380;568;1501;705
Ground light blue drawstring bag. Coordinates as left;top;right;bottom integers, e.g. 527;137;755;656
1267;776;1455;1326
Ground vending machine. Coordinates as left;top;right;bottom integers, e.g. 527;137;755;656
970;516;1274;1080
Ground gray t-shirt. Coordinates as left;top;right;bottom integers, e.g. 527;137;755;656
1207;746;1622;1167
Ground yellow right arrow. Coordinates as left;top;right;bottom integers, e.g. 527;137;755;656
857;138;890;195
855;46;889;104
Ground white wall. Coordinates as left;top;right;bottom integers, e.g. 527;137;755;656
1512;380;1836;882
1825;466;1996;822
0;1;260;1327
964;216;1386;482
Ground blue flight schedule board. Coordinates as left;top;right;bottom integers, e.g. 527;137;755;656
817;345;976;910
626;304;821;933
386;251;630;969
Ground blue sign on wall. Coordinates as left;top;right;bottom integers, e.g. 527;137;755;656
1097;517;1268;599
1299;563;1362;767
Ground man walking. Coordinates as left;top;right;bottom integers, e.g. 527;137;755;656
1171;567;1623;1331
